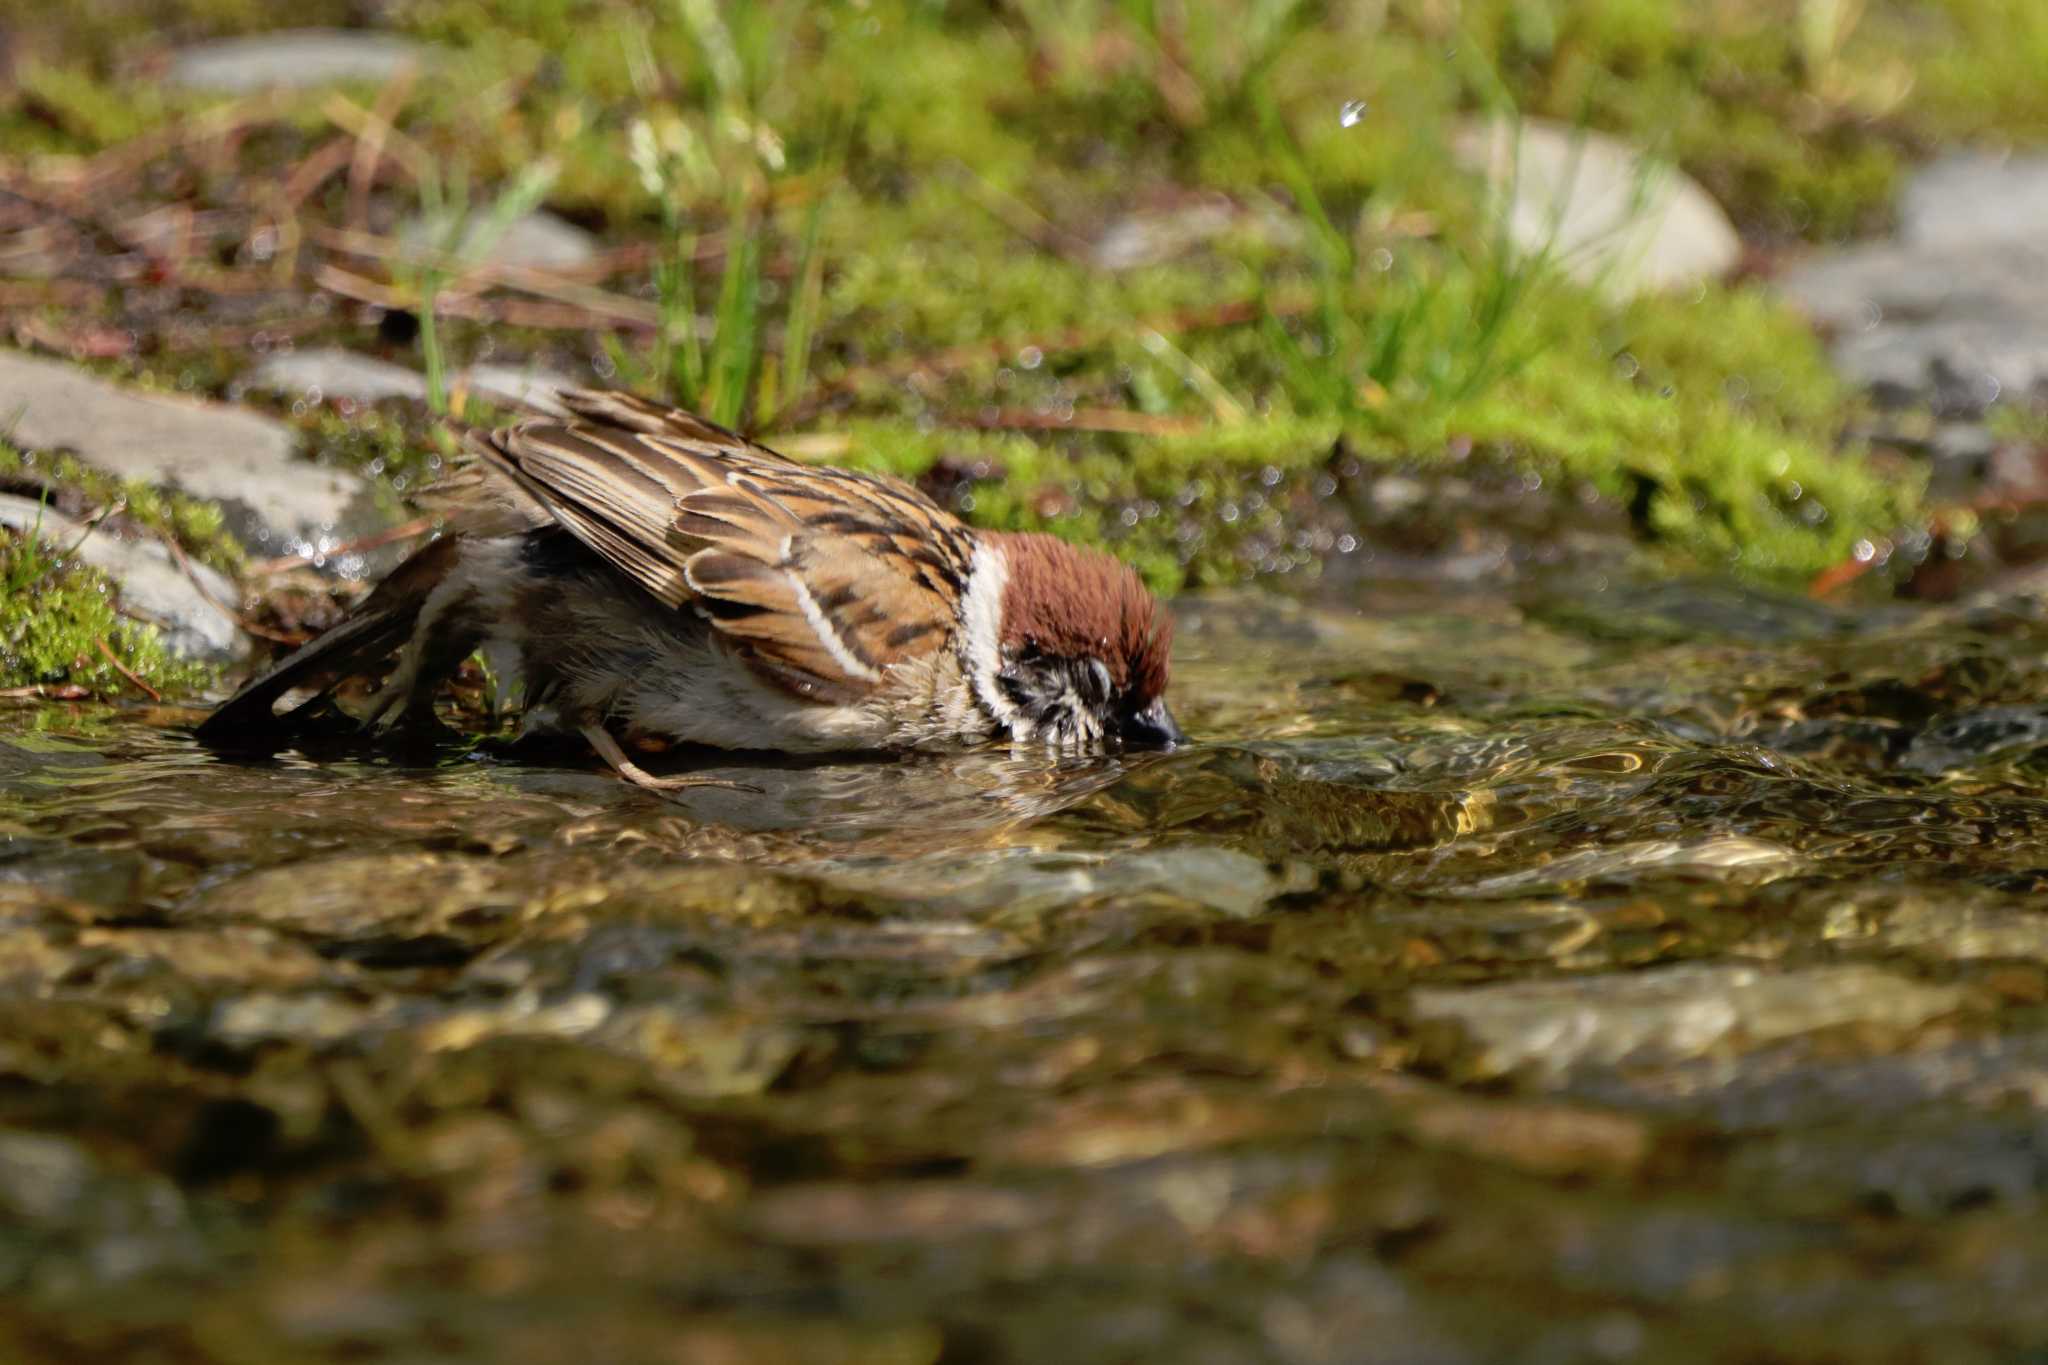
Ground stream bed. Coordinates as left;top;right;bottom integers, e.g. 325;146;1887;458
6;570;2048;1362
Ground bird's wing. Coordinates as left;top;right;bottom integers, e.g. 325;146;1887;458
469;396;975;703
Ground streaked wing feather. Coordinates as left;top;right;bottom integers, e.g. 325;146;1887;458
470;396;975;701
556;388;769;454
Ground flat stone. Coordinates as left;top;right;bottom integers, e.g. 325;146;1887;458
162;29;429;93
0;494;244;660
0;350;383;557
1776;239;2048;413
246;349;423;406
1900;151;2048;251
397;211;599;272
1091;193;1300;271
1414;962;1965;1081
1454;118;1741;298
247;348;575;414
1777;240;2048;333
1831;319;2048;410
816;844;1314;921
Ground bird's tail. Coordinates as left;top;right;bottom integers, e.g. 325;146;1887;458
193;535;461;749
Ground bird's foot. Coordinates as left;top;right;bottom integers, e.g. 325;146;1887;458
579;725;760;794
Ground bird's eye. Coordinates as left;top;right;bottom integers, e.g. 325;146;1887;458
1083;658;1113;703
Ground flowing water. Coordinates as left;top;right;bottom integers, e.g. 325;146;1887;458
6;570;2048;1362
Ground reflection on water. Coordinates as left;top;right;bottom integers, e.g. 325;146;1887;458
6;575;2048;1361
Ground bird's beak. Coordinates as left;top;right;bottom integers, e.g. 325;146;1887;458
1121;697;1186;750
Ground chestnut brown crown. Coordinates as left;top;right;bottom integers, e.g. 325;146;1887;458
983;531;1181;749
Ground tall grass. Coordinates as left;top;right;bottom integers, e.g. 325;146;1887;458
618;0;837;432
1;494;63;602
1250;81;1555;434
407;158;562;415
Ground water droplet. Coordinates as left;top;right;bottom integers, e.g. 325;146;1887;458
1339;99;1369;128
1018;346;1044;370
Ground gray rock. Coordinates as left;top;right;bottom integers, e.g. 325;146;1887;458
0;349;383;558
1091;195;1300;271
1832;319;2048;411
1901;151;2048;250
1777;240;2048;332
1454;118;1741;298
397;211;598;272
163;29;429;93
0;494;245;661
246;349;423;406
1776;153;2048;413
246;348;575;414
1778;240;2048;412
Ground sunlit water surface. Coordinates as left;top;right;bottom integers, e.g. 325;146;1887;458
6;576;2048;1362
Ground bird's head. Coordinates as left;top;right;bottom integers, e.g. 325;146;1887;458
968;531;1182;753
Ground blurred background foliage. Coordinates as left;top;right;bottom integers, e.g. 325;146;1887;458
3;0;2039;600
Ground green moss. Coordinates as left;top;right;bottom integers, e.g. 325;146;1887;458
7;61;162;153
800;265;1902;590
0;529;216;699
1879;0;2048;141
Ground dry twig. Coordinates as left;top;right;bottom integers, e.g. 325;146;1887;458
95;637;161;701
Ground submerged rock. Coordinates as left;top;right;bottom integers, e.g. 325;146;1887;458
1414;962;1966;1080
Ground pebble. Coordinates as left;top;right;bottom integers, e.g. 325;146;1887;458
162;29;431;93
1091;194;1300;271
396;211;600;272
1453;117;1741;298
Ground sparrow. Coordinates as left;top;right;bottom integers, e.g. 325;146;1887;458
196;389;1183;789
